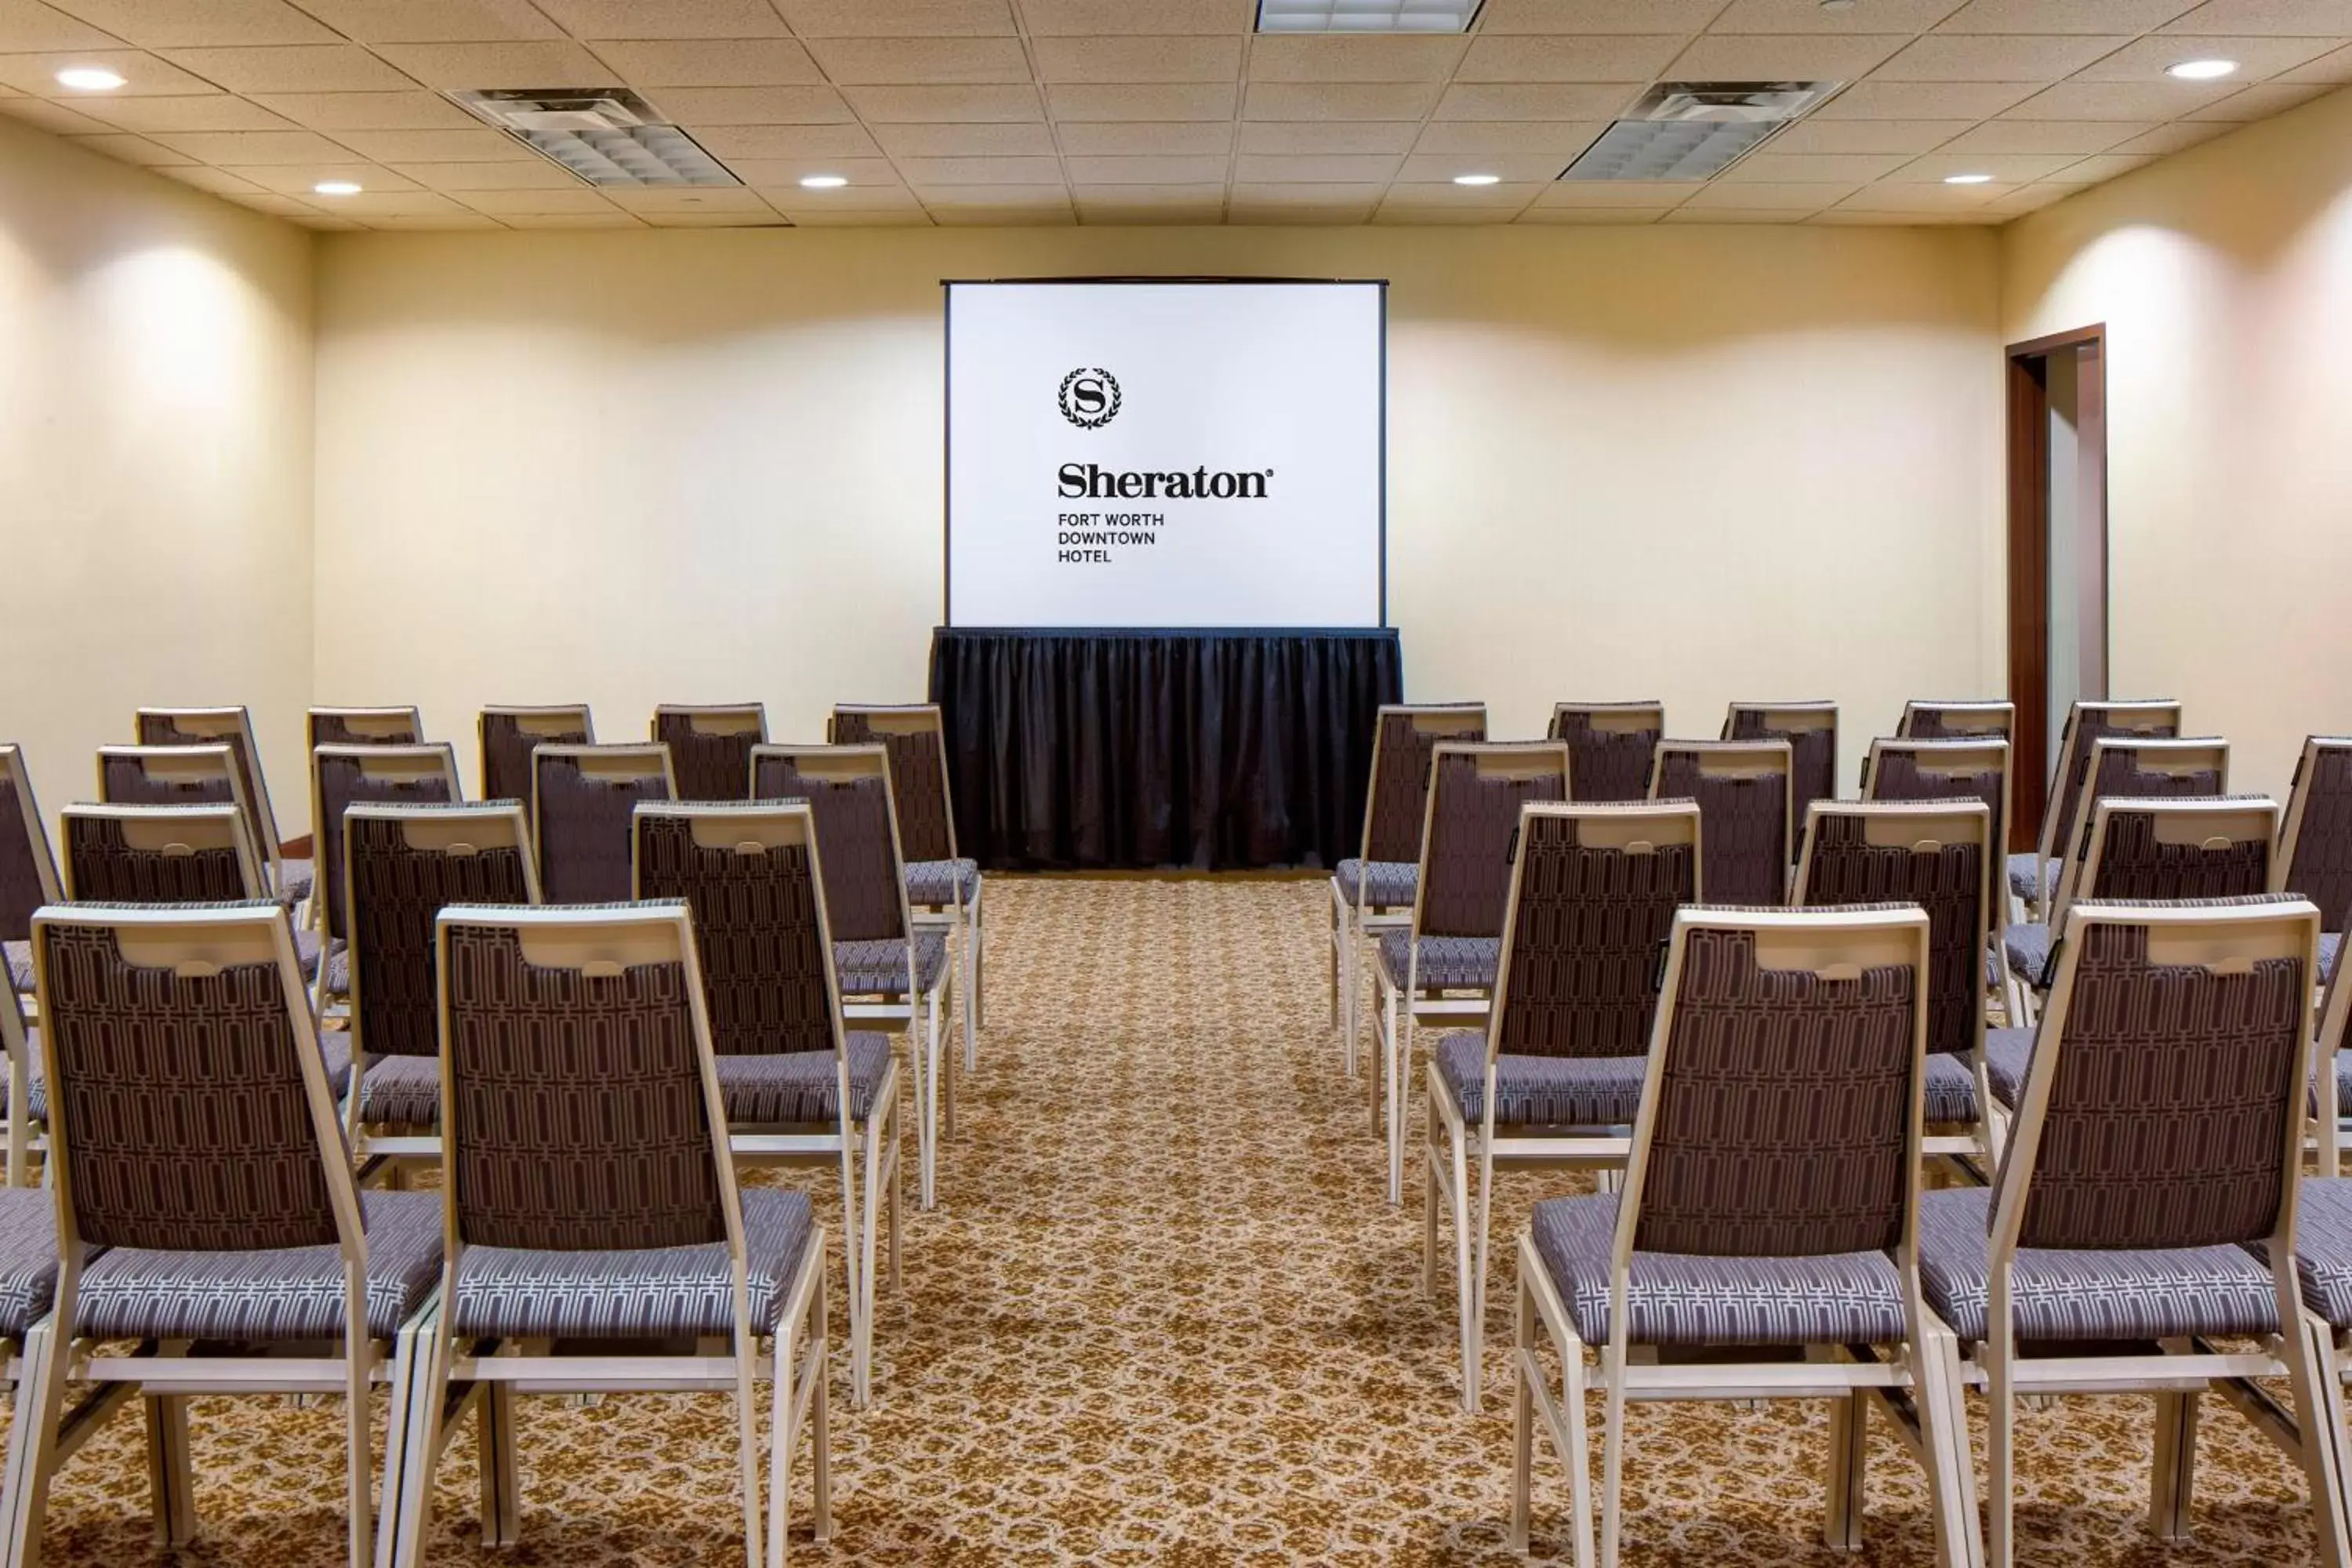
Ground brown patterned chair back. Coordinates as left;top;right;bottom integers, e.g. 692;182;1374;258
62;804;267;905
532;744;675;906
2039;700;2182;866
829;705;958;864
1628;907;1928;1258
97;743;244;820
750;744;908;944
346;803;539;1061
2063;797;2278;934
436;903;734;1252
1796;801;1989;1062
1861;739;2011;938
1360;705;1486;866
632;802;844;1060
1897;700;2014;741
133;709;281;874
311;743;461;942
1548;702;1664;804
1488;801;1698;1062
479;706;593;817
1415;744;1570;942
0;746;60;943
33;902;353;1253
2281;738;2352;933
1650;741;1793;909
307;706;425;750
2002;896;2315;1252
2051;738;2230;911
652;704;768;804
1723;703;1836;844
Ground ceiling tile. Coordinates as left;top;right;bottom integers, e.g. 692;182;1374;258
650;85;862;122
452;183;620;212
1378;179;1541;205
293;187;473;214
1451;33;1684;81
599;183;772;209
249;90;481;128
721;155;898;182
927;205;1074;224
1716;150;1914;180
1030;35;1242;82
1396;151;1571;180
1980;181;2081;212
1374;206;1526;223
841;83;1041;120
2161;0;2352;34
1869;33;2136;79
237;159;417;191
0;96;114;130
154;162;266;191
1244;34;1469;82
1078;205;1224;224
587;38;824;86
2279;40;2352;76
1711;0;1968;27
50;0;337;47
2106;117;2235;149
0;1;117;52
1888;150;2086;180
2184;78;2335;112
64;130;191;162
896;154;1064;183
1935;118;2156;152
358;210;506;227
1048;82;1235;118
78;93;298;130
2002;78;2237;114
1062;153;1226;182
1808;207;1999;222
1232;151;1400;180
222;189;330;215
1679;180;1857;207
365;39;611;88
277;1;564;42
1227;201;1377;223
1527;177;1697;205
160;43;418;91
698;122;882;155
1058;118;1230;153
1813;80;2041;115
802;36;1031;84
1429;82;1635;119
1069;181;1225;201
0;48;220;95
528;0;789;37
914;181;1065;201
1933;0;2201;32
2073;32;2346;76
1243;80;1439;118
1667;32;1913;78
873;118;1057;154
776;205;931;223
637;209;792;225
1766;118;1974;153
1411;118;1602;154
1016;0;1252;33
1226;180;1385;204
387;157;578;188
1475;0;1726;32
773;0;1016;34
1516;204;1668;222
759;183;927;212
488;209;645;224
1831;178;2005;208
1665;206;1834;222
329;125;531;160
147;127;356;161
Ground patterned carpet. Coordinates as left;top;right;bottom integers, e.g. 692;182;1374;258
20;876;2330;1564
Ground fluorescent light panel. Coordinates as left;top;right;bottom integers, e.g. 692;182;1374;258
1257;0;1483;32
1559;80;1840;183
451;89;739;188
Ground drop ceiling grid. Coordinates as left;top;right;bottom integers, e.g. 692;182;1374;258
0;0;2337;228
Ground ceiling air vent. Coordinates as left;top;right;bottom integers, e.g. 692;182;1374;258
449;88;739;187
1559;82;1842;183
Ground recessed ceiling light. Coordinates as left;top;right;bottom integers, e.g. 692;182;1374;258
1452;172;1501;186
799;174;848;189
314;180;362;196
1257;0;1483;33
2167;58;2239;80
1944;172;1994;185
54;66;124;91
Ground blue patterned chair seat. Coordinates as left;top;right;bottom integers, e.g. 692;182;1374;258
2007;852;2052;903
1376;931;1501;992
356;1054;440;1128
1918;1187;2280;1344
75;1189;442;1341
833;932;949;996
451;1187;814;1339
2279;1176;2352;1330
2;940;27;992
1432;1031;1644;1127
716;1033;894;1124
905;858;979;909
0;1187;58;1341
1923;1053;1979;1124
1984;1026;2034;1109
2326;931;2343;978
1334;858;1417;909
1531;1192;1906;1348
323;943;349;996
280;857;314;905
2005;921;2052;988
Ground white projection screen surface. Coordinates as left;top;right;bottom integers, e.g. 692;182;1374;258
945;279;1386;629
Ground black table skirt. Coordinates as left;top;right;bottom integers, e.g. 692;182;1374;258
928;627;1403;872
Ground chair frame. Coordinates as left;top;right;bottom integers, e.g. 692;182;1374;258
60;800;269;903
655;702;768;804
1721;700;1837;843
1645;739;1795;906
1425;799;1700;1414
1547;702;1665;804
379;902;829;1568
132;707;294;906
477;704;594;814
2277;738;2352;913
1508;904;1980;1568
2045;774;2256;942
0;912;36;1189
0;744;60;1029
307;707;426;750
1861;736;2020;1025
308;743;463;1000
1897;700;2016;742
2023;700;2183;919
528;742;676;906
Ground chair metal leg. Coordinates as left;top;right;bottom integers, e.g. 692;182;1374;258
1470;1149;1497;1421
1448;1118;1477;1415
383;1318;451;1568
2149;1362;2198;1542
1815;1352;1867;1552
1420;1106;1440;1299
811;1264;833;1548
2288;1313;2352;1568
1986;1350;2016;1568
956;903;977;1076
969;883;985;1033
343;1337;373;1568
373;1301;435;1568
1327;882;1341;1029
141;1392;198;1549
477;1376;520;1548
1386;1004;1414;1207
1914;1322;1985;1568
921;990;943;1207
1509;1274;1536;1555
1599;1337;1628;1568
5;1296;76;1568
734;1319;764;1568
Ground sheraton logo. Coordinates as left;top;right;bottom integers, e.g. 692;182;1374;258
1058;368;1121;430
1056;463;1272;500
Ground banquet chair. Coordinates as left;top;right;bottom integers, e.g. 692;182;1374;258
308;706;426;750
1722;702;1836;852
2013;699;2181;922
655;702;768;803
829;703;982;1071
1916;895;2348;1568
1508;904;1980;1568
477;704;592;818
1862;736;2018;1019
0;913;41;1188
634;800;902;1407
96;742;247;826
1795;800;1997;1167
1898;699;2015;741
1;901;444;1568
1425;799;1697;1413
1548;702;1663;804
310;744;462;1009
2278;737;2352;978
379;901;829;1568
1374;741;1570;1206
134;706;304;910
0;746;60;1003
754;743;954;1210
1331;703;1486;1076
342;802;539;1173
1648;739;1794;907
531;742;674;905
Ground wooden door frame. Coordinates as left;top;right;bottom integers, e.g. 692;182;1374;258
2005;323;2107;851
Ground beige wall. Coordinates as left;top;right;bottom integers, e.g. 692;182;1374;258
0;116;314;844
315;223;2002;791
2005;84;2352;803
